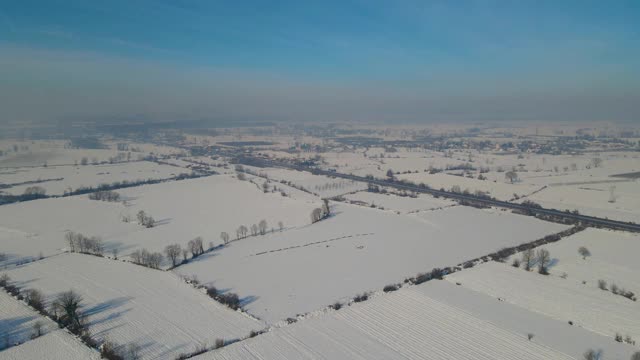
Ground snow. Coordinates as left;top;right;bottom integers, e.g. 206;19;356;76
419;281;639;360
194;284;574;360
175;203;567;323
0;174;318;267
244;166;367;198
0;161;188;196
0;329;101;360
521;180;640;223
4;253;264;360
397;172;541;201
0;290;57;350
446;261;640;342
530;228;640;298
344;191;455;213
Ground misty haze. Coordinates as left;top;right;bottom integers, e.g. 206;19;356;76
1;1;639;360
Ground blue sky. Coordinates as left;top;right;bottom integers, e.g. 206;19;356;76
1;0;639;123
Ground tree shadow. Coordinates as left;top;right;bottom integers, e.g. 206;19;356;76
154;218;172;226
0;316;38;349
83;296;132;317
239;295;259;307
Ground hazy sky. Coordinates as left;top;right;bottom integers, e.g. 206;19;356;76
1;0;639;124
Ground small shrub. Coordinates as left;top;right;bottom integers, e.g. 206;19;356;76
218;293;240;310
527;333;534;341
206;286;218;298
353;293;368;303
215;338;225;349
597;279;608;291
625;335;636;345
383;284;399;293
615;333;623;342
414;273;431;285
0;273;9;287
511;258;521;268
331;302;342;311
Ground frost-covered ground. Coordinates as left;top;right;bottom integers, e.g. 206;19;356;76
397;172;541;200
0;140;181;168
0;161;188;196
521;180;640;223
523;228;640;299
244;166;367;198
343;191;455;214
0;175;318;267
194;282;579;360
4;253;264;360
175;203;567;323
447;261;640;343
0;290;57;350
0;329;101;360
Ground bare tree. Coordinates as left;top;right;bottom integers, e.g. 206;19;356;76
262;181;269;193
278;221;284;231
251;224;259;236
522;249;535;271
185;237;205;258
322;199;330;216
136;210;147;225
591;157;603;168
51;290;85;334
258;220;268;235
182;249;189;262
220;232;230;245
165;244;181;266
237;225;248;239
598;279;608;290
0;274;9;287
583;349;603;360
32;321;44;338
537;248;551;274
578;246;591;260
25;289;46;313
195;237;204;254
65;232;76;252
127;343;141;360
147;252;163;269
631;351;640;360
24;186;46;196
311;208;323;223
386;169;394;178
505;171;518;183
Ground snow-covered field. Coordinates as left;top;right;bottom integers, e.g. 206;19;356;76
0;174;318;267
397;172;541;200
447;261;640;343
244;166;367;198
194;282;577;360
343;191;455;213
0;140;181;168
528;228;640;299
522;180;640;223
0;161;188;196
0;290;57;350
4;253;264;360
0;329;101;360
176;203;567;323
